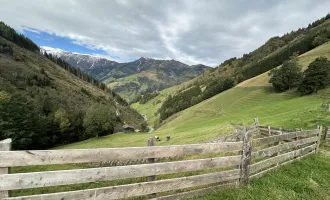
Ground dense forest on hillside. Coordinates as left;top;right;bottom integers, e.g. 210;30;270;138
0;23;144;150
0;22;39;52
153;13;330;124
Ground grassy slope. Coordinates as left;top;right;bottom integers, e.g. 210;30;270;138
195;154;330;200
59;41;330;149
132;41;330;130
131;80;194;126
154;41;330;138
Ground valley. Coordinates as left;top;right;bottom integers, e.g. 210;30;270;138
1;7;330;200
58;41;330;149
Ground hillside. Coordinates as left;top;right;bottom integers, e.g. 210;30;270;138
41;47;210;101
28;41;330;161
0;35;145;150
63;40;327;150
133;16;330;124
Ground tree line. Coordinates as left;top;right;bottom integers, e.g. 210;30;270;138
241;26;330;81
269;56;330;95
158;77;235;122
0;21;39;52
216;13;330;83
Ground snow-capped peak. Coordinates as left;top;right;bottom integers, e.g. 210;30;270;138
40;46;67;57
41;46;106;61
40;46;119;70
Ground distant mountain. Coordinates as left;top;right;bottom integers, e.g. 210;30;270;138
41;46;211;101
40;46;118;72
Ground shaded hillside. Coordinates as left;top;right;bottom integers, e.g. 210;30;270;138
0;35;144;150
41;47;210;101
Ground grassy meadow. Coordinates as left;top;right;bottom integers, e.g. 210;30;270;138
194;154;330;200
9;42;330;199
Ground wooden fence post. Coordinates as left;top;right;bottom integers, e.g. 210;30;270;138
254;117;259;134
236;128;245;187
324;127;329;141
316;126;322;153
239;129;252;186
0;138;12;199
147;137;156;198
275;127;282;160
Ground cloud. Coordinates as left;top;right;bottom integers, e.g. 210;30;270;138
1;0;329;66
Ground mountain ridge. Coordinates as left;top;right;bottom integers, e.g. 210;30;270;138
41;46;211;101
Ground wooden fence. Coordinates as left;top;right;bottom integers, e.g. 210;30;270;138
0;122;322;200
325;127;330;141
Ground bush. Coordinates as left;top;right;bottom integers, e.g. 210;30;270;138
0;41;13;55
269;58;302;92
83;104;115;137
298;57;330;95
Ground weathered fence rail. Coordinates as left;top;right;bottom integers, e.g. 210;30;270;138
0;120;322;200
325;127;330;141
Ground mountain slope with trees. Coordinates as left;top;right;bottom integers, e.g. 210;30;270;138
0;22;145;150
133;14;330;125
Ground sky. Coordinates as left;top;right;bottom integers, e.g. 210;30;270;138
1;0;330;66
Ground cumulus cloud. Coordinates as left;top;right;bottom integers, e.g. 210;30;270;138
1;0;329;66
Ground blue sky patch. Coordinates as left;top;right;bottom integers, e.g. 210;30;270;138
21;28;109;55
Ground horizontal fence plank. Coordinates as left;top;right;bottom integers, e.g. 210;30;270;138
258;126;295;132
4;169;240;200
0;155;241;191
151;182;236;200
0;142;243;167
251;150;315;179
250;144;316;174
253;130;318;146
259;129;281;135
252;136;318;160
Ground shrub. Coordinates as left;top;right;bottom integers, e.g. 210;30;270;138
269;58;303;92
298;57;330;95
83;104;115;137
